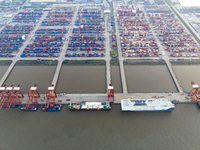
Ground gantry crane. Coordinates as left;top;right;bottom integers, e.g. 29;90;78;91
25;84;40;110
44;84;57;109
0;85;6;103
107;84;114;103
0;85;13;109
6;85;23;110
188;82;200;102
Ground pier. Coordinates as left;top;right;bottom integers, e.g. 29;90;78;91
105;14;111;87
113;3;128;94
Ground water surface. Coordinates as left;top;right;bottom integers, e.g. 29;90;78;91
56;65;106;93
4;65;56;94
124;65;177;93
172;65;200;92
111;66;122;93
0;66;9;80
0;104;200;150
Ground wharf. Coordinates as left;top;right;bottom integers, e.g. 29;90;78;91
20;92;189;104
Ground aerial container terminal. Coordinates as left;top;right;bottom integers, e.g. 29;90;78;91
0;0;200;113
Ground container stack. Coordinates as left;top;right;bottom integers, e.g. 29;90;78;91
0;35;25;57
117;5;159;57
12;9;43;24
41;7;74;26
66;7;105;57
148;13;200;57
21;35;64;58
0;25;35;34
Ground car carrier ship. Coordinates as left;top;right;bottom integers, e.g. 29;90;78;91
121;98;175;112
68;101;111;110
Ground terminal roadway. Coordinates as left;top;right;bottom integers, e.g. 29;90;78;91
105;14;111;87
113;3;128;94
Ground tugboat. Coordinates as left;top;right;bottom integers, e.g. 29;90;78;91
42;104;62;112
21;104;39;111
68;101;111;111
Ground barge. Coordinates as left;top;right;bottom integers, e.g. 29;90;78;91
42;104;62;112
121;98;175;112
3;104;19;108
68;101;111;110
21;104;39;111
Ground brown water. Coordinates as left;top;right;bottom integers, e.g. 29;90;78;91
0;66;9;80
4;65;56;94
56;65;106;93
124;65;178;93
0;104;200;150
172;65;200;92
111;66;122;93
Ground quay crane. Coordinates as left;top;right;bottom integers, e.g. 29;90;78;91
44;84;57;109
0;85;6;103
0;85;12;109
188;82;200;102
42;84;62;111
0;85;23;110
107;84;114;103
6;85;23;110
22;85;40;111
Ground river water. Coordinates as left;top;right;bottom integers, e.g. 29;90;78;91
124;65;178;93
172;65;200;92
4;65;56;94
111;66;122;93
0;104;200;150
0;66;9;79
56;65;106;93
3;64;180;94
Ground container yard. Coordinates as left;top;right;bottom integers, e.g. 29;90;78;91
66;7;106;57
12;9;43;24
21;35;64;57
116;5;160;58
41;7;74;26
0;25;35;34
35;27;68;34
0;35;26;57
66;35;105;57
148;12;200;57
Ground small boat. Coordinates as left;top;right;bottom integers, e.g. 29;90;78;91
197;102;200;108
21;104;39;111
42;104;62;112
68;101;111;110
